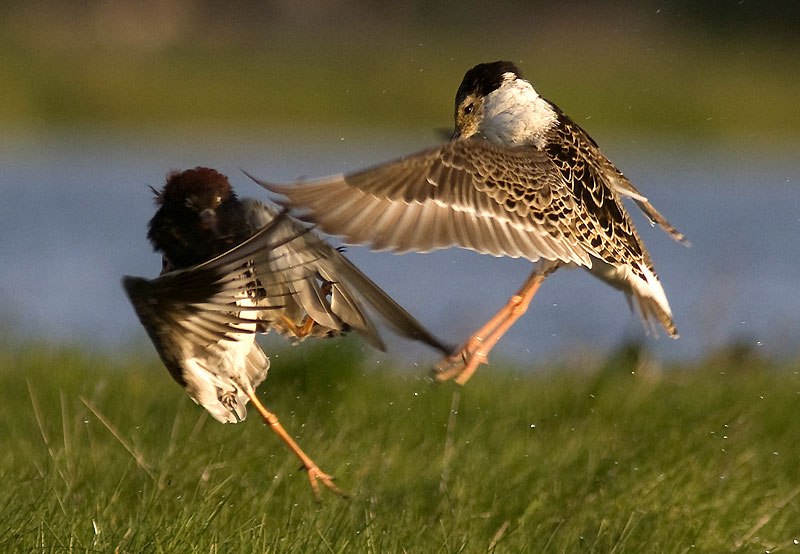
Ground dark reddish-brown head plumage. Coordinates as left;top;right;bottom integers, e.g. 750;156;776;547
147;167;251;270
159;167;232;206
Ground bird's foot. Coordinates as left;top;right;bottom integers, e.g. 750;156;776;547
433;336;489;385
278;314;317;339
305;464;348;500
245;390;347;501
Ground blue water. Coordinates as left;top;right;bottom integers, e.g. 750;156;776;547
1;129;798;365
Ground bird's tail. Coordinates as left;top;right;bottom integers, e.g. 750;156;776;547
589;259;678;339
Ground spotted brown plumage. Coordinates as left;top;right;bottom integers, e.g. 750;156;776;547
254;60;687;384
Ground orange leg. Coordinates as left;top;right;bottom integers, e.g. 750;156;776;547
278;281;333;339
278;314;316;339
245;390;346;500
434;263;557;385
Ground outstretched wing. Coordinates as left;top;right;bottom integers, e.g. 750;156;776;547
122;213;305;386
253;134;683;338
254;139;619;267
256;136;687;266
240;198;451;355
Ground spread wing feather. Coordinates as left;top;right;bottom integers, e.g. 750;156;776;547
253;133;684;338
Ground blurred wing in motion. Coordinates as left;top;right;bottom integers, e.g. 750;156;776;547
125;208;452;422
240;198;452;355
123;212;318;422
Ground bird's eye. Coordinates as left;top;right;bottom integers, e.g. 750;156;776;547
463;103;474;115
185;197;195;209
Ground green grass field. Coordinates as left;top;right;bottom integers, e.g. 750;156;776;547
2;341;799;553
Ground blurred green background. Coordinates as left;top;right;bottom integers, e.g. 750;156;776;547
2;0;798;143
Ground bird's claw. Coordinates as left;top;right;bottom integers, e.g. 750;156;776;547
432;343;488;384
306;465;348;500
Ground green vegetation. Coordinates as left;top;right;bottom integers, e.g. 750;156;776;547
3;341;799;552
1;1;798;142
4;36;798;143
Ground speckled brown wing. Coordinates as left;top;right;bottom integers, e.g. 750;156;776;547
256;134;680;337
541;115;654;278
603;163;688;246
256;136;660;272
256;140;598;265
548;107;687;246
541;112;678;336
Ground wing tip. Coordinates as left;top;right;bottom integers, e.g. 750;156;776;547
121;274;147;297
241;169;288;195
